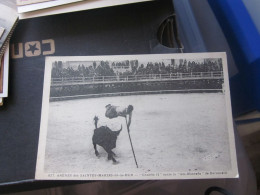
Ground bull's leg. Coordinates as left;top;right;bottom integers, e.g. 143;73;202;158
105;148;112;160
111;155;118;164
107;152;112;160
93;143;99;156
111;151;116;157
108;151;118;163
103;148;118;163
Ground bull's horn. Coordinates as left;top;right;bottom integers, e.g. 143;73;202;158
118;125;122;131
115;125;123;136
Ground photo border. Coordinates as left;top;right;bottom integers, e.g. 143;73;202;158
35;52;238;180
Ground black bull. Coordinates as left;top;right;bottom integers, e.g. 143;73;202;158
92;125;122;163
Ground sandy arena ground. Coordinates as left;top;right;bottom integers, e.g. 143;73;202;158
43;93;232;176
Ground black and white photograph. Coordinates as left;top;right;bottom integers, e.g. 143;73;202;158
0;45;9;98
0;3;18;52
36;53;238;180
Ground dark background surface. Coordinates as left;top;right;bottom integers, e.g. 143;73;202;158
0;0;258;194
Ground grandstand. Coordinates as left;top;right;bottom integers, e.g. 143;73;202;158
50;59;224;101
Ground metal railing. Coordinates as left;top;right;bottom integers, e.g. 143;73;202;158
51;71;223;86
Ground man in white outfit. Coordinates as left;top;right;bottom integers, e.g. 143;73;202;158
105;104;134;129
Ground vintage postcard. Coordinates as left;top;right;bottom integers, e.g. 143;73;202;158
0;4;18;48
19;0;153;19
36;53;238;180
17;0;84;13
0;27;5;39
0;4;18;57
0;56;3;94
0;45;9;98
16;0;55;6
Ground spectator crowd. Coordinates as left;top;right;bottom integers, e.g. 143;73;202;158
51;59;223;78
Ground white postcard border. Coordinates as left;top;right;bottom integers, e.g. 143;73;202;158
35;52;238;180
0;45;10;98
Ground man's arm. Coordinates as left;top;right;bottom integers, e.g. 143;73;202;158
127;112;132;129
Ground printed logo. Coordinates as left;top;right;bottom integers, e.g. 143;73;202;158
25;41;41;57
11;39;55;59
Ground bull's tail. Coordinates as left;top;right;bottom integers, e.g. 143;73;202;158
94;116;99;129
